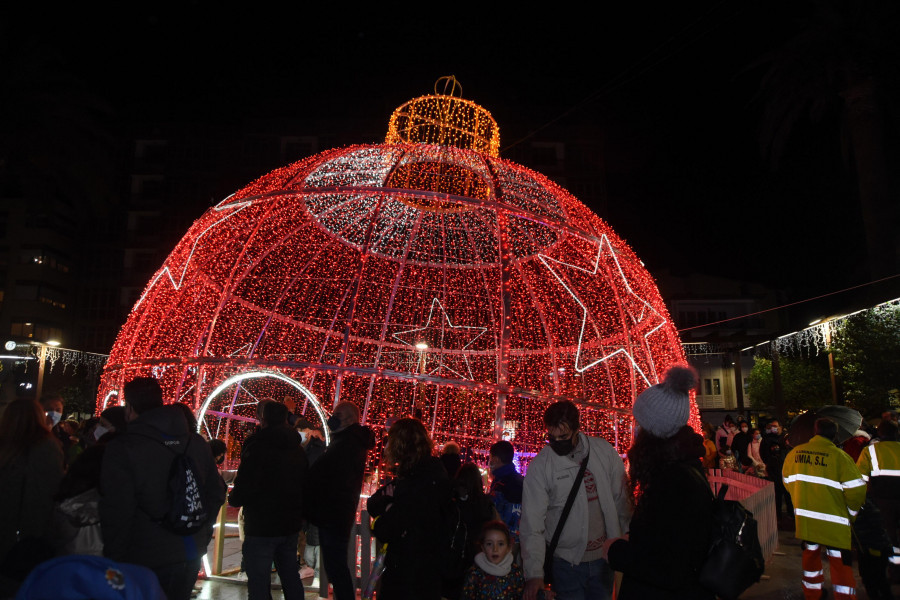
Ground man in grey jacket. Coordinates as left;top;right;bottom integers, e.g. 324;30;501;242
100;377;225;600
520;401;631;600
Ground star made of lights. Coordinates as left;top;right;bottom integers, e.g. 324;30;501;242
205;342;253;358
392;298;489;381
134;196;252;309
538;234;667;385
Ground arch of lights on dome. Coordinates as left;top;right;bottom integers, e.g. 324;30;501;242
98;80;698;460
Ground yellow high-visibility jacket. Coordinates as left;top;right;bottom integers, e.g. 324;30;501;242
782;435;866;549
856;440;900;499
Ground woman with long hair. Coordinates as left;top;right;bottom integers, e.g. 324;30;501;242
0;399;65;591
367;418;450;599
602;367;715;599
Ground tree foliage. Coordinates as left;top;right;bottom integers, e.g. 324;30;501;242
831;303;900;418
748;355;832;412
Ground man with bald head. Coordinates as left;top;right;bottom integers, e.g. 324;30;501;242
304;402;375;600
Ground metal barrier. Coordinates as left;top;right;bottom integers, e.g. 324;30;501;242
208;501;240;576
707;469;778;562
204;499;377;596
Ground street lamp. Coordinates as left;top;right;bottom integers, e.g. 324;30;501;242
32;340;61;402
415;342;428;417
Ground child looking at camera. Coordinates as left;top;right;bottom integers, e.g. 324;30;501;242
462;520;524;600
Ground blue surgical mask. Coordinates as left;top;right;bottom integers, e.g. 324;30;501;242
47;411;62;426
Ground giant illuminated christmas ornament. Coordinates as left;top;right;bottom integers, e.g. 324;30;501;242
97;78;698;458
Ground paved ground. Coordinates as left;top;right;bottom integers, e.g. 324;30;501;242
195;528;900;599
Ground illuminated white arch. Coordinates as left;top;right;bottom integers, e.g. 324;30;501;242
197;370;331;445
100;390;120;411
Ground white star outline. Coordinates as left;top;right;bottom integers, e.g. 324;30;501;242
392;298;489;381
206;342;253;358
537;234;667;385
134;196;252;309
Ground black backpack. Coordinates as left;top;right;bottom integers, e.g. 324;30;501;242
698;484;765;600
852;498;893;554
152;434;210;535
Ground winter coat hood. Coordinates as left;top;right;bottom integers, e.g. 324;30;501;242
129;404;191;441
244;424;303;452
333;423;376;450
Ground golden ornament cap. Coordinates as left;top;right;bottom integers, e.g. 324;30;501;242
386;75;500;157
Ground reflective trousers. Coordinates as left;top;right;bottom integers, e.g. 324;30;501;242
801;542;856;600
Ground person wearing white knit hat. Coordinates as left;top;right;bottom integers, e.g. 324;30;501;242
602;366;716;599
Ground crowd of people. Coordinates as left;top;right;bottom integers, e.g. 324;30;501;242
702;414;797;526
0;372;898;600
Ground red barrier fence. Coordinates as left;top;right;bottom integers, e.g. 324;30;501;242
707;469;778;562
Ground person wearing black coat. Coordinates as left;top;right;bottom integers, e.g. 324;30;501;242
603;367;715;600
731;420;751;464
305;402;375;600
760;420;792;523
100;378;225;600
229;401;307;600
367;418;450;600
442;462;496;600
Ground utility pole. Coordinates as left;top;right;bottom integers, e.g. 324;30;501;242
771;342;786;423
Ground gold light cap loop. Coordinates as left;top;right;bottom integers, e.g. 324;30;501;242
386;76;500;157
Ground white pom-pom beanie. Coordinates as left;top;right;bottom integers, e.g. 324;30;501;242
632;366;698;438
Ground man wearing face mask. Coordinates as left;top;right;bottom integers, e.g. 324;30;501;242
41;393;79;464
520;401;631;600
40;394;65;428
93;406;128;444
762;419;793;526
295;418;326;466
304;401;375;600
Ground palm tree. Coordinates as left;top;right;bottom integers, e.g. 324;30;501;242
755;0;900;280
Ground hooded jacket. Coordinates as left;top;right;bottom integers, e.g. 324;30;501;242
305;422;375;531
490;462;524;542
100;405;225;567
228;424;308;537
782;434;867;549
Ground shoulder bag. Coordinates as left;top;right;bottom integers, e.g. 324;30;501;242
543;452;589;585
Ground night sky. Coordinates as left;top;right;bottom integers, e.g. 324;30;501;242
4;1;898;324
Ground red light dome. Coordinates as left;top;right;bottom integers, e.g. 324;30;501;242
98;83;695;456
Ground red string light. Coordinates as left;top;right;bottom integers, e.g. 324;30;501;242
98;90;698;463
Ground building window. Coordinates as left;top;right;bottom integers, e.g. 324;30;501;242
19;247;70;272
11;322;35;338
34;325;62;342
703;378;721;395
14;283;38;300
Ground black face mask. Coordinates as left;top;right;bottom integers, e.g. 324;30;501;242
549;435;575;456
327;415;342;432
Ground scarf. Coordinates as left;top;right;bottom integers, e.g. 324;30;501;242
473;551;513;577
